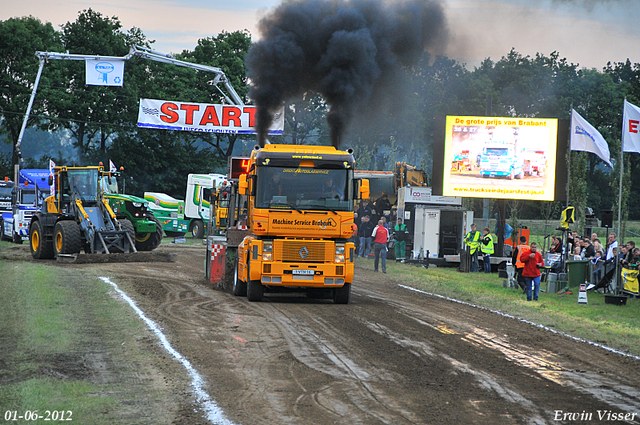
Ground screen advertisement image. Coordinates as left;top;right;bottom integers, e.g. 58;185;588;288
443;116;558;201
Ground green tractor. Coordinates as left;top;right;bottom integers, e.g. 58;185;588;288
100;168;163;251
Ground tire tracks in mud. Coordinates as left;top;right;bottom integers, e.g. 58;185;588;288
247;301;420;425
352;280;640;423
102;248;640;424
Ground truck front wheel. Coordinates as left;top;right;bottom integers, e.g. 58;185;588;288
190;219;205;239
333;282;351;304
247;279;264;302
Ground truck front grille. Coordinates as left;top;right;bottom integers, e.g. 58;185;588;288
275;240;327;263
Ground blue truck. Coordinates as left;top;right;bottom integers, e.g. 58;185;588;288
1;169;51;243
479;141;524;180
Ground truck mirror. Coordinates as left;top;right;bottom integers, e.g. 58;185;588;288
239;174;248;195
360;179;370;200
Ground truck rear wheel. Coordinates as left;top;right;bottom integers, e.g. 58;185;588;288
190;219;205;239
54;221;82;256
333;282;351;304
30;220;54;259
135;215;163;251
247;279;264;302
232;257;247;297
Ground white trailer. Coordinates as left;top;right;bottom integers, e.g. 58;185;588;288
397;186;509;268
397;186;472;261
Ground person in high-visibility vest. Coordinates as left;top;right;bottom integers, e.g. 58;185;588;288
480;227;494;273
394;218;408;261
512;235;529;292
464;223;482;272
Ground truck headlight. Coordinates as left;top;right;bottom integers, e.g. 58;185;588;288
335;245;345;263
132;202;142;207
263;242;273;261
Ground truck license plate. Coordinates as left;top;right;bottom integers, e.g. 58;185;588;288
292;269;314;275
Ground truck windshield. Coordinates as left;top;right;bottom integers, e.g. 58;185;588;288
21;189;37;204
256;166;351;211
68;169;99;202
0;186;11;201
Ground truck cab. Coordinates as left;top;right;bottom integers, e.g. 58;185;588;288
184;173;226;238
145;173;227;239
479;142;524;179
0;178;14;241
1;169;50;243
233;144;369;304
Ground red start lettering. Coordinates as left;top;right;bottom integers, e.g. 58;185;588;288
180;104;200;125
160;103;179;123
223;107;242;127
199;106;221;126
243;107;257;128
630;119;640;134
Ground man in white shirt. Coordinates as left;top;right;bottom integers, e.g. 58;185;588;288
606;233;618;261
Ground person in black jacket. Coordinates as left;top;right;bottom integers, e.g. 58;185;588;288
356;199;372;227
583;239;596;259
358;215;375;258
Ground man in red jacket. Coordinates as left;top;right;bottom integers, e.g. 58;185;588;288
520;242;544;301
372;219;389;273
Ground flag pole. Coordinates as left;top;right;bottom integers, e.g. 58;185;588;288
615;100;626;295
567;108;572;207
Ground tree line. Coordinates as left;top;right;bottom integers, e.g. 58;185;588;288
1;9;639;227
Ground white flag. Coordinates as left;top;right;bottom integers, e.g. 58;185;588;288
570;109;612;167
85;59;124;86
109;160;117;173
623;100;640;153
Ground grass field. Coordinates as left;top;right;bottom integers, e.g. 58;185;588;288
0;244;179;424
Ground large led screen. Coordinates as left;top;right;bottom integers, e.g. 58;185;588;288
443;115;558;201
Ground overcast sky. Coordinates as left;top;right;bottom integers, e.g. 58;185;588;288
3;0;639;70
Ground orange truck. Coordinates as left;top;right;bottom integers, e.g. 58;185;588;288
232;144;369;303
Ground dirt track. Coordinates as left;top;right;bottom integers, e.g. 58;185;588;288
12;243;640;424
81;244;638;425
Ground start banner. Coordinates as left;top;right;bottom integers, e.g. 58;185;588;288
137;98;284;135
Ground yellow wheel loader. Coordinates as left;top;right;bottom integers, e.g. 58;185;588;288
29;166;136;259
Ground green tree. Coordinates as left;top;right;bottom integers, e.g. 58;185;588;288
179;30;253;158
283;93;330;145
106;129;224;199
0;16;63;168
45;9;148;163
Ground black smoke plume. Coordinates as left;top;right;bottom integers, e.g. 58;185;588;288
245;0;448;147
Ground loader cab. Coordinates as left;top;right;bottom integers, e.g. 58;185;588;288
54;167;101;212
68;169;99;205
